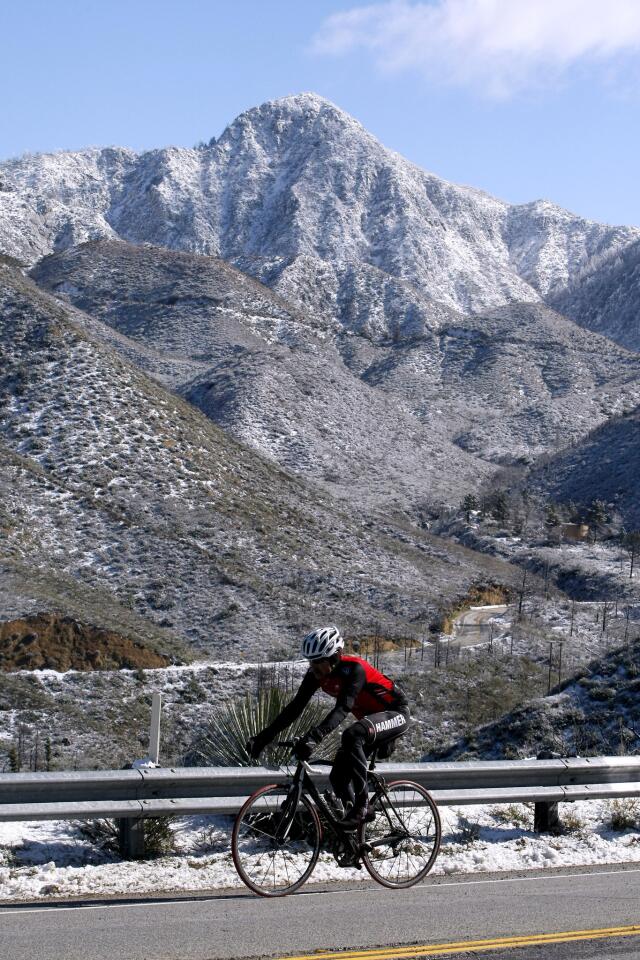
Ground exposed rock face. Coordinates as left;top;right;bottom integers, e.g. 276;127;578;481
0;614;172;671
2;94;638;326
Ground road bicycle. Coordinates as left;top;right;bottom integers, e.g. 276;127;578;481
231;739;441;897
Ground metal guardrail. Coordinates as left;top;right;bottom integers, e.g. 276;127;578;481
2;756;640;822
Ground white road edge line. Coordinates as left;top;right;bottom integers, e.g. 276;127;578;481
2;866;640;916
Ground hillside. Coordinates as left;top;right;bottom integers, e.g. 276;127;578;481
427;637;640;761
528;406;640;529
548;237;640;353
31;240;492;507
0;262;523;655
337;301;640;464
30;241;640;491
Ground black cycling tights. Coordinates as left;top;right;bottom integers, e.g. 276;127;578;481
329;708;410;806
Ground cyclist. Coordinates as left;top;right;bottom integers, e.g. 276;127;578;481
247;625;410;830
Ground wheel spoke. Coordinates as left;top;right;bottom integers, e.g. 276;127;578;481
241;821;279;843
362;781;441;888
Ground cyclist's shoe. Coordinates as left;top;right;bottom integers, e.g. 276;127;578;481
340;800;373;831
323;789;345;819
337;849;363;868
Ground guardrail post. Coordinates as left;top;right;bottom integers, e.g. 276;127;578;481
118;816;145;859
533;800;562;834
534;750;563;834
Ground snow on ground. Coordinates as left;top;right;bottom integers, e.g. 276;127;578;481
1;800;639;901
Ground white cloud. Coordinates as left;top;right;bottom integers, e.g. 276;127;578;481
312;0;640;98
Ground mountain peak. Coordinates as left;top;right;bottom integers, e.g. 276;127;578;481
217;92;367;147
249;91;354;121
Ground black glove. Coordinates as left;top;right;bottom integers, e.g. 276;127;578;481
293;737;315;761
246;732;270;760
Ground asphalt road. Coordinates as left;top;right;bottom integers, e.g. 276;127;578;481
451;605;509;648
2;864;640;960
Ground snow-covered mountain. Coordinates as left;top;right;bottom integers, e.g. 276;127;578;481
2;93;638;324
3;91;640;527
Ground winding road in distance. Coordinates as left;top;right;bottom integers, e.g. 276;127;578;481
450;603;509;648
2;863;640;960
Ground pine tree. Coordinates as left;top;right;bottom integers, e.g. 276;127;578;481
8;745;19;772
491;491;509;526
624;530;640;579
461;493;479;522
520;488;534;535
586;499;608;542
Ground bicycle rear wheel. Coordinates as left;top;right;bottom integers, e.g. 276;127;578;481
362;780;441;888
232;784;321;897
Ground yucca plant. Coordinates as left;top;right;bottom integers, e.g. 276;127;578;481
187;686;340;767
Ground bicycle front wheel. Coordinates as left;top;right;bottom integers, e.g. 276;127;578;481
232;784;321;897
362;780;441;888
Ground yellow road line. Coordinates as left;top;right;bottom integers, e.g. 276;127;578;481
277;924;640;960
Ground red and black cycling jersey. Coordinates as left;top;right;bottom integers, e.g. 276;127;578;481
262;654;408;742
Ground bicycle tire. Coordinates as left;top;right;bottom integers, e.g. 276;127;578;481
361;779;441;888
232;783;322;897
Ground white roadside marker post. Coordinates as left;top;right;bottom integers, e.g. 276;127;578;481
119;691;163;859
149;691;162;766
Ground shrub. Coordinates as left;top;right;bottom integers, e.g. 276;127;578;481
562;810;585;835
608;799;640;831
143;817;177;857
454;812;481;845
186;686;340;767
77;818;120;854
491;804;531;829
0;844;17;867
78;816;176;858
193;823;229;854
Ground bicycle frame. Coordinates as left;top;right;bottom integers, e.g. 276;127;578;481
275;759;361;856
274;755;405;859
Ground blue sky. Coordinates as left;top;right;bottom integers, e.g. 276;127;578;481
2;0;640;225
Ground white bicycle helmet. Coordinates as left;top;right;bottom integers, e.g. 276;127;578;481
301;625;344;661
